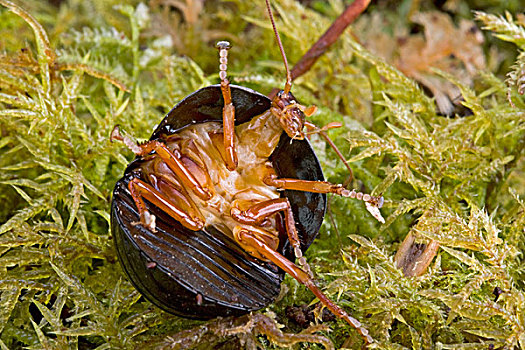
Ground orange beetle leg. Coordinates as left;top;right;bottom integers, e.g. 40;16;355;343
263;175;384;223
231;198;312;277
128;177;204;232
217;41;238;171
235;228;374;345
112;126;213;201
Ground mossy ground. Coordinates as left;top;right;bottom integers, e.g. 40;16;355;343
0;0;524;349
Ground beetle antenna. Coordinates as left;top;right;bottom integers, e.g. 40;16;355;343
265;0;292;95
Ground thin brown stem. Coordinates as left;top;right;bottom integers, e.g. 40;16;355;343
290;0;371;81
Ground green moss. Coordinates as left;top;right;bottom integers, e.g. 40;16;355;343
0;0;524;349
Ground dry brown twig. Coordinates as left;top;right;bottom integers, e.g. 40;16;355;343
291;0;371;80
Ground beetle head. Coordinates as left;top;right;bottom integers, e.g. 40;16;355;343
273;90;317;140
273;90;304;139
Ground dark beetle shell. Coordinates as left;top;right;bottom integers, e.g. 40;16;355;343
111;85;326;319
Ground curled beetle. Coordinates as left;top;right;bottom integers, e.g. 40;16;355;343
111;0;383;344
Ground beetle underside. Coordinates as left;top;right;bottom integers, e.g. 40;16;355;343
111;84;328;321
113;95;377;343
133;120;285;260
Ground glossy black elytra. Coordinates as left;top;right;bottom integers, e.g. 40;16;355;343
110;0;384;344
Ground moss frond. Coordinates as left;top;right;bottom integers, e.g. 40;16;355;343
0;0;524;349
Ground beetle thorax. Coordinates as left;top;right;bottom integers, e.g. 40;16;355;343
161;121;281;239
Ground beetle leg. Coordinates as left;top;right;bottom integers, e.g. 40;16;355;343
128;177;205;231
216;41;238;171
304;120;342;134
235;228;373;345
111;126;213;201
264;175;384;223
231;198;313;277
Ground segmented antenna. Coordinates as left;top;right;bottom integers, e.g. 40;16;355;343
265;0;292;94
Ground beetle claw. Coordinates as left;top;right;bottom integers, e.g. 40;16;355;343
365;202;385;224
132;211;157;232
110;125;123;142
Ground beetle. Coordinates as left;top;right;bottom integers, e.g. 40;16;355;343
111;0;383;344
